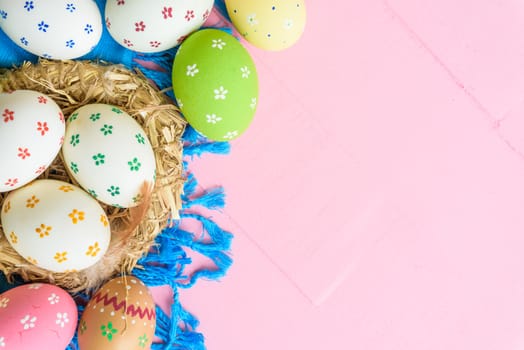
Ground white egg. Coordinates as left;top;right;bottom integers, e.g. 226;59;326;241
62;104;156;208
0;90;65;192
1;179;111;272
0;0;102;59
105;0;214;53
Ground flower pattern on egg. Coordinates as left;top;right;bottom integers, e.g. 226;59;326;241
214;86;228;100
240;66;251;78
0;297;9;308
54;252;68;263
86;242;101;257
2;108;14;123
172;29;258;141
79;319;87;334
186;64;199;77
247;13;258;26
20;314;37;330
4;179;18;188
48;293;60;305
100;322;118;341
100;214;109;227
3;201;10;213
206;114;222;124
68;209;85;224
250;97;257;110
17;147;31;160
35;224;52;238
26;195;40;208
161;6;172;19
138;334;149;347
36;121;49;135
59;185;74;192
224;130;239;140
9;232;17;244
56;313;69;328
211;38;226;50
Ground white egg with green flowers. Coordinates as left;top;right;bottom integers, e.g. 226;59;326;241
61;104;156;208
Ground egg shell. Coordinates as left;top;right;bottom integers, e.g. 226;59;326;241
78;276;156;350
1;179;111;272
225;0;306;51
105;0;214;53
172;29;258;141
0;0;102;59
0;283;77;350
0;90;65;192
61;104;156;208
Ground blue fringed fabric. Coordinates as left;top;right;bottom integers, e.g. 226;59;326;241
0;1;234;349
213;0;231;22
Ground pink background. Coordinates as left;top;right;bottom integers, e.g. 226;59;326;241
166;1;524;348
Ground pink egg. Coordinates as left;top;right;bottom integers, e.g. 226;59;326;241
0;283;78;349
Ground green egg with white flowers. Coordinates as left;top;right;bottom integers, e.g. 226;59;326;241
172;29;259;141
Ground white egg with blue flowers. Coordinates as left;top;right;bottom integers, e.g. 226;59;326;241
0;0;102;59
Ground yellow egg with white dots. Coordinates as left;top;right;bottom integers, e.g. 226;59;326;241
225;0;306;51
1;179;111;272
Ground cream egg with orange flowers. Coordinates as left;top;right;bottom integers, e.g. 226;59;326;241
1;179;110;272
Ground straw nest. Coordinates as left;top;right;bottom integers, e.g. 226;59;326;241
0;59;186;293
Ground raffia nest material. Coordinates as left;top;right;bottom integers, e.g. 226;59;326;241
0;60;186;293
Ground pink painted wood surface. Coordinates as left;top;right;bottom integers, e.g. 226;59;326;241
160;1;524;348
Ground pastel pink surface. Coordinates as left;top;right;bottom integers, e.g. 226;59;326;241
166;1;524;349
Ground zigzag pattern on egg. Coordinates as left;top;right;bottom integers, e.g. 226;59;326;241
90;290;156;321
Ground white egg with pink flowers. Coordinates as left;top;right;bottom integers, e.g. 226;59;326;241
0;90;65;192
105;0;214;52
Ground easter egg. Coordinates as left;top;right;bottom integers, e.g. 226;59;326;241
0;283;77;350
0;90;65;192
0;0;103;59
225;0;306;51
172;29;258;141
78;276;156;350
105;0;214;53
62;104;156;208
1;179;111;272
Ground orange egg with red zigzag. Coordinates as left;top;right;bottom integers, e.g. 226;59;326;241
78;276;156;350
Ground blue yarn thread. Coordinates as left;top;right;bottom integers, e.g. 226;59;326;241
0;1;234;348
213;0;231;21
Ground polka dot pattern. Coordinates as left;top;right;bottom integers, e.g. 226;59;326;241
225;0;307;51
